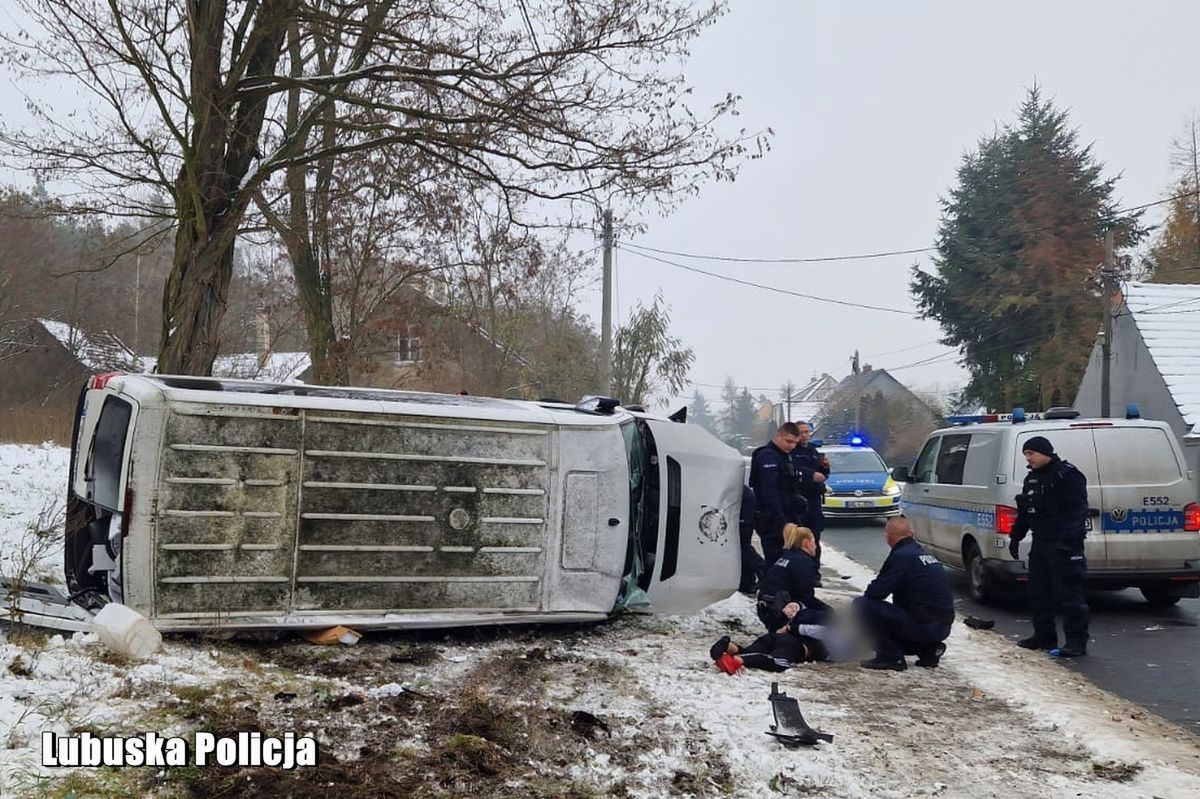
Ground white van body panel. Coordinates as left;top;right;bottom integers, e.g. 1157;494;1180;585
639;417;742;614
65;375;744;630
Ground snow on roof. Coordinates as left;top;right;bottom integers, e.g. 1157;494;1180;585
1124;281;1200;429
211;351;311;384
36;318;137;372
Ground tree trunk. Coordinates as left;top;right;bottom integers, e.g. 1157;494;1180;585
157;214;237;374
291;241;348;385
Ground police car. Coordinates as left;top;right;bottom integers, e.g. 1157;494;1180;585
819;438;903;519
895;406;1200;606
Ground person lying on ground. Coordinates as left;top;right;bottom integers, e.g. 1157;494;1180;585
708;631;828;674
756;523;832;633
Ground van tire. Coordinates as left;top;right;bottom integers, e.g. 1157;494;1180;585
1139;587;1181;607
964;541;996;605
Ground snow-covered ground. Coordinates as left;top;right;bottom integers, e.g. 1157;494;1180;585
2;442;1200;798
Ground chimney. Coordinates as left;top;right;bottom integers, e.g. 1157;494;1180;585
255;307;271;370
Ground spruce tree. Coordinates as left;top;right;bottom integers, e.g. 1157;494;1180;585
689;389;719;435
912;87;1144;410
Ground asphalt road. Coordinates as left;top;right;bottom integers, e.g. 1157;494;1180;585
822;519;1200;737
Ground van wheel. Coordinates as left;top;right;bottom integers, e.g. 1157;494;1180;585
964;541;996;605
1139;587;1181;607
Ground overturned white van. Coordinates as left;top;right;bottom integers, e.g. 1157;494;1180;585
59;374;743;631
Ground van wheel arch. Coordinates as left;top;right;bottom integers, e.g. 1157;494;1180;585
962;537;997;605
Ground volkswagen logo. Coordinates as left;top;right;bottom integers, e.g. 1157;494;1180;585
854;489;864;497
1109;507;1127;523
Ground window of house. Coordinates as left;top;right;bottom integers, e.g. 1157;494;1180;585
394;323;424;365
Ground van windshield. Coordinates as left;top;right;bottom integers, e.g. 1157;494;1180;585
827;450;887;472
617;420;657;610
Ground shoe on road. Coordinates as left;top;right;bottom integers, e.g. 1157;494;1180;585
1052;643;1087;658
859;656;907;671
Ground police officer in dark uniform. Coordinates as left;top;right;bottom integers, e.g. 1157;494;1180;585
1008;435;1090;657
749;423;807;565
790;421;830;568
738;486;765;594
853;516;954;671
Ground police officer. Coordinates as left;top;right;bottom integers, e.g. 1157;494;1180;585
749;422;808;565
738;486;765;594
1008;435;1090;657
790;421;830;568
853;516;954;671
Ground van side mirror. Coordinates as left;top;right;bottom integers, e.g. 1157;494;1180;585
891;466;911;483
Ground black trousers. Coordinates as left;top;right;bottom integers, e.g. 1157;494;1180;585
803;498;825;566
738;632;825;671
739;518;765;590
853;596;950;661
1028;538;1089;646
755;513;785;566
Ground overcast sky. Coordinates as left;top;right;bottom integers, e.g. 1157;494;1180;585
2;2;1198;412
595;0;1200;410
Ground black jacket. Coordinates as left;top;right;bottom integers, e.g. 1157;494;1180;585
864;537;954;626
790;444;830;499
1011;456;1089;544
759;549;831;613
749;441;806;523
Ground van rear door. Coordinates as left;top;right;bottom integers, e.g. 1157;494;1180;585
1091;426;1199;570
638;418;742;614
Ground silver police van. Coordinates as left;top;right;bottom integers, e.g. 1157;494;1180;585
894;407;1200;606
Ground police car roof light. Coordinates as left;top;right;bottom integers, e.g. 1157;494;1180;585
1011;407;1026;424
1126;403;1140;420
849;435;864;446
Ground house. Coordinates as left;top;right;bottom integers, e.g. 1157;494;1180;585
349;284;532;396
0;318;141;418
1074;281;1200;472
774;373;838;428
0;318;312;441
817;367;941;463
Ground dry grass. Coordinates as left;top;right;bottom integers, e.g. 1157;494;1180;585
0;406;72;446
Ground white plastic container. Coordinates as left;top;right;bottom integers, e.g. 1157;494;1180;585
92;603;162;659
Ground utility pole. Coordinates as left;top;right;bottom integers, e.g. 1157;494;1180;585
133;253;141;373
851;350;861;432
1100;229;1114;418
600;208;614;395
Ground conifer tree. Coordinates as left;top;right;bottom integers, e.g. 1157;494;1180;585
912;87;1144;410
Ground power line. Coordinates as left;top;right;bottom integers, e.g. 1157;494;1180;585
615;245;919;315
620;189;1195;266
620;240;935;264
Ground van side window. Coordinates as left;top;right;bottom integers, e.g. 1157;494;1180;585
961;434;999;487
85;396;133;511
934;434;971;486
1094;428;1183;485
911;438;939;483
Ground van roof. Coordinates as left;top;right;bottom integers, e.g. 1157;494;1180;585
106;373;634;428
934;417;1168;433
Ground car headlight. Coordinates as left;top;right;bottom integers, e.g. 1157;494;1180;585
884;479;901;496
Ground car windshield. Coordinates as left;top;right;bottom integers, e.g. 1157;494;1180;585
827;450;886;472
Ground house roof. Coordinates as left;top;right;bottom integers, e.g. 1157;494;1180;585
137;351;312;384
37;318;138;372
1122;281;1200;429
786;374;837;425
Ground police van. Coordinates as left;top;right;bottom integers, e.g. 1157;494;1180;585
27;373;745;632
894;407;1200;606
819;439;902;519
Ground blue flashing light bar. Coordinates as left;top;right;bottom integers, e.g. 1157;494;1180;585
849;435;865;446
1126;403;1140;420
1011;406;1026;423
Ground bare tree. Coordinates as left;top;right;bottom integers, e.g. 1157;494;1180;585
611;293;693;407
1;1;766;376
